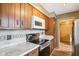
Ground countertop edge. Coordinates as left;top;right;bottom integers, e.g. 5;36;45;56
19;45;39;56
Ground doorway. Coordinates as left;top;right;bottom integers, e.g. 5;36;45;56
59;19;73;45
51;18;74;56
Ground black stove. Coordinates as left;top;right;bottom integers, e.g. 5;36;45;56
26;34;50;53
28;39;48;45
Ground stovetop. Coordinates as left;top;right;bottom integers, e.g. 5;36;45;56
28;39;48;45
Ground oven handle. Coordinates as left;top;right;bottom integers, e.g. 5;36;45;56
40;44;50;51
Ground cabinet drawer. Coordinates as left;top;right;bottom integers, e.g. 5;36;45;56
25;48;39;56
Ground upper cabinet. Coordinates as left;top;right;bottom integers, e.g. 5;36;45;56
0;4;9;29
24;4;33;29
0;3;49;30
8;4;15;29
20;3;25;29
14;3;21;29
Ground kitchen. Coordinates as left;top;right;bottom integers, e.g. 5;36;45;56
0;3;79;56
0;3;55;56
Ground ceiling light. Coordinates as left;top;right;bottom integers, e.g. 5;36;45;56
64;3;66;6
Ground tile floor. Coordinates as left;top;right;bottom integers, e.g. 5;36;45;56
50;42;73;56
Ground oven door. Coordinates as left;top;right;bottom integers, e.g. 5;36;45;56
32;15;45;29
40;40;50;51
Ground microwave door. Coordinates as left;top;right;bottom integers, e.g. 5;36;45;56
32;15;45;29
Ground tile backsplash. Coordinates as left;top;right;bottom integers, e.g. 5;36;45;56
0;30;45;48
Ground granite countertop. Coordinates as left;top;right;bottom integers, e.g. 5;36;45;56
39;35;54;40
0;42;39;56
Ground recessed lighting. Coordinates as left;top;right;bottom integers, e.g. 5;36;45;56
64;3;66;6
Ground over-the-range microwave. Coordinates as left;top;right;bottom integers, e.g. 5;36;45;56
32;15;45;29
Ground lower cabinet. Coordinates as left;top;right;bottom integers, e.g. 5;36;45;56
24;47;39;56
50;39;55;53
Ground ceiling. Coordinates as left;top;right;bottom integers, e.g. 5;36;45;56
39;3;79;15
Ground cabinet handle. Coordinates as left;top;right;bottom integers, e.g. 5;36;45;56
17;19;18;25
22;20;23;26
0;19;1;25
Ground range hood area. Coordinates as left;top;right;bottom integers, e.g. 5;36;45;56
32;15;45;29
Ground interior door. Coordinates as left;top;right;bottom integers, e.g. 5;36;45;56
59;19;73;44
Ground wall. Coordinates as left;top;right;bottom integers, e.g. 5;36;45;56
57;11;79;44
0;30;45;48
57;11;79;19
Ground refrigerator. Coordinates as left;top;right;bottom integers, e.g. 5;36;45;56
74;19;79;56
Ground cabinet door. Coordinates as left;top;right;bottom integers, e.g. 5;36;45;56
20;3;25;29
14;3;21;29
24;4;32;29
0;4;9;28
24;4;28;29
8;4;15;29
0;4;1;27
27;4;33;29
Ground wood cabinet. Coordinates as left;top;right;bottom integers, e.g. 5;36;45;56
0;3;9;28
8;4;15;29
27;4;33;29
24;4;33;29
24;47;39;56
50;39;55;53
20;3;25;29
14;3;21;29
0;3;49;29
24;4;28;29
0;4;1;27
